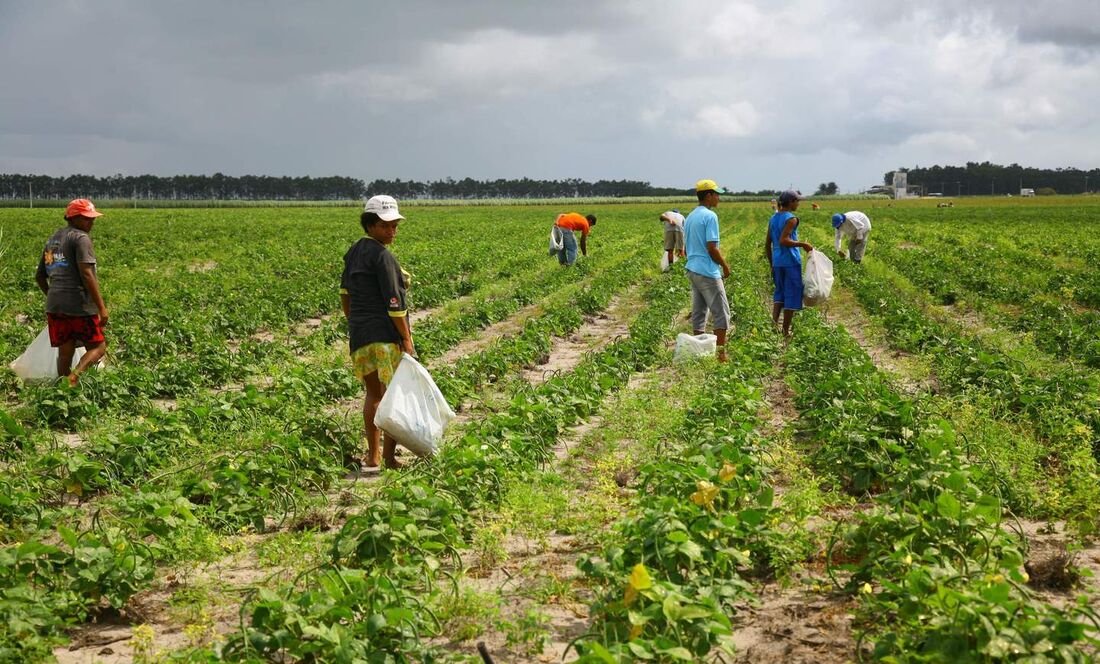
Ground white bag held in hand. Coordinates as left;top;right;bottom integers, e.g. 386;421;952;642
9;327;86;381
802;250;835;307
660;251;670;272
374;353;456;456
548;225;564;256
673;333;717;362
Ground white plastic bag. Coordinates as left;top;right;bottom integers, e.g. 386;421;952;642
548;225;564;256
803;250;835;307
673;333;717;362
9;327;86;381
660;251;670;272
374;353;456;456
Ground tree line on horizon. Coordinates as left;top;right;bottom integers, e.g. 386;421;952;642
0;173;782;201
889;162;1100;196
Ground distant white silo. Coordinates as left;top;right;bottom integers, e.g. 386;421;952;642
892;171;908;199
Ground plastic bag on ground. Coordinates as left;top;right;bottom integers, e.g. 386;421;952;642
673;333;717;362
374;353;456;456
803;250;835;307
9;327;86;381
660;251;670;272
549;225;564;256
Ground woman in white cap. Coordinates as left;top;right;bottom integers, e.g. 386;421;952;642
340;195;414;469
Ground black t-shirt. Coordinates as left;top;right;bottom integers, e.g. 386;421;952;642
36;226;99;316
341;238;408;352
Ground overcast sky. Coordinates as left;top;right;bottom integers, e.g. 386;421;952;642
2;0;1098;192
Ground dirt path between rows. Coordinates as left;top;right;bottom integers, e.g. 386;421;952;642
520;290;641;387
822;287;939;395
431;301;543;368
54;534;286;663
436;365;655;662
728;363;858;663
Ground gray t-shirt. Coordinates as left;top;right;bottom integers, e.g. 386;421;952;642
36;226;99;316
661;210;685;233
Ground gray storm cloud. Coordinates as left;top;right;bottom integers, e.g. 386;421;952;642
0;0;1097;192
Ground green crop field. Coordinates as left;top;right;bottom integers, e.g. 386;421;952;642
0;197;1099;662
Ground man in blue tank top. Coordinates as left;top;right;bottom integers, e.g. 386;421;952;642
765;190;814;338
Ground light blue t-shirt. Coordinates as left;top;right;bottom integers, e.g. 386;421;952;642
684;205;721;279
768;211;802;268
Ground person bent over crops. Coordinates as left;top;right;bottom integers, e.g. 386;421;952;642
35;199;109;387
341;195;415;470
765;190;814;338
552;212;596;266
660;209;686;266
831;211;872;263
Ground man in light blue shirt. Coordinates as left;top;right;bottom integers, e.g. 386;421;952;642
683;179;732;362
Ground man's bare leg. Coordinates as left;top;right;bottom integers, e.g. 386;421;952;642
67;341;105;387
56;341;77;383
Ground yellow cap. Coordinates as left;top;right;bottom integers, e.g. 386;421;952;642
695;179;727;194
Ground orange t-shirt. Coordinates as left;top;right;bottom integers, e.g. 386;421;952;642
555;213;590;236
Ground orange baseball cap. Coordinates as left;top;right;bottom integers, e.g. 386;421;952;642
65;199;104;219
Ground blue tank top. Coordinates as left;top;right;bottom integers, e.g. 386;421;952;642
768;211;802;268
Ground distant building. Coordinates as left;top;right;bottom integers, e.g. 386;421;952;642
892;171;909;199
1020;188;1035;197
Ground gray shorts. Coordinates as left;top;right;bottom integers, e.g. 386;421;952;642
849;237;867;262
663;229;685;252
688;271;731;332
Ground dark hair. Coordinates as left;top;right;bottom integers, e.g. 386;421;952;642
360;211;381;233
697;190;711;202
585;214;597;226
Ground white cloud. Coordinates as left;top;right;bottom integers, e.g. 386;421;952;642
679;102;761;138
902;131;980;153
314;28;612;103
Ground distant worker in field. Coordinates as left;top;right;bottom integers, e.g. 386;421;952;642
659;208;686;265
341;195;415;470
35;199;108;387
552;212;596;266
684;179;732;363
765;190;814;338
831;211;872;263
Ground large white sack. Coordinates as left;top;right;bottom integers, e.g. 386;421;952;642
660;251;670;272
548;226;564;256
9;327;86;381
673;333;717;362
374;353;456;456
803;250;835;307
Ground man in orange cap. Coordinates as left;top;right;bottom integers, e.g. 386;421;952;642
35;199;108;386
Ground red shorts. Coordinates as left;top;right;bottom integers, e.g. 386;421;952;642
46;313;105;348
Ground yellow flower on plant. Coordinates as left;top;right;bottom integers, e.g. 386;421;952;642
1021;571;1030;583
903;554;913;566
718;462;737;482
623;563;653;606
860;583;873;595
691;481;719;508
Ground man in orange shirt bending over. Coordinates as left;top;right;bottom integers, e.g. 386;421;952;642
552;212;597;266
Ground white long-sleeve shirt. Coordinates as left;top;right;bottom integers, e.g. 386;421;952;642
835;211;871;251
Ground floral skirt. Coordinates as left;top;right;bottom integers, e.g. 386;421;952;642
350;342;403;385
